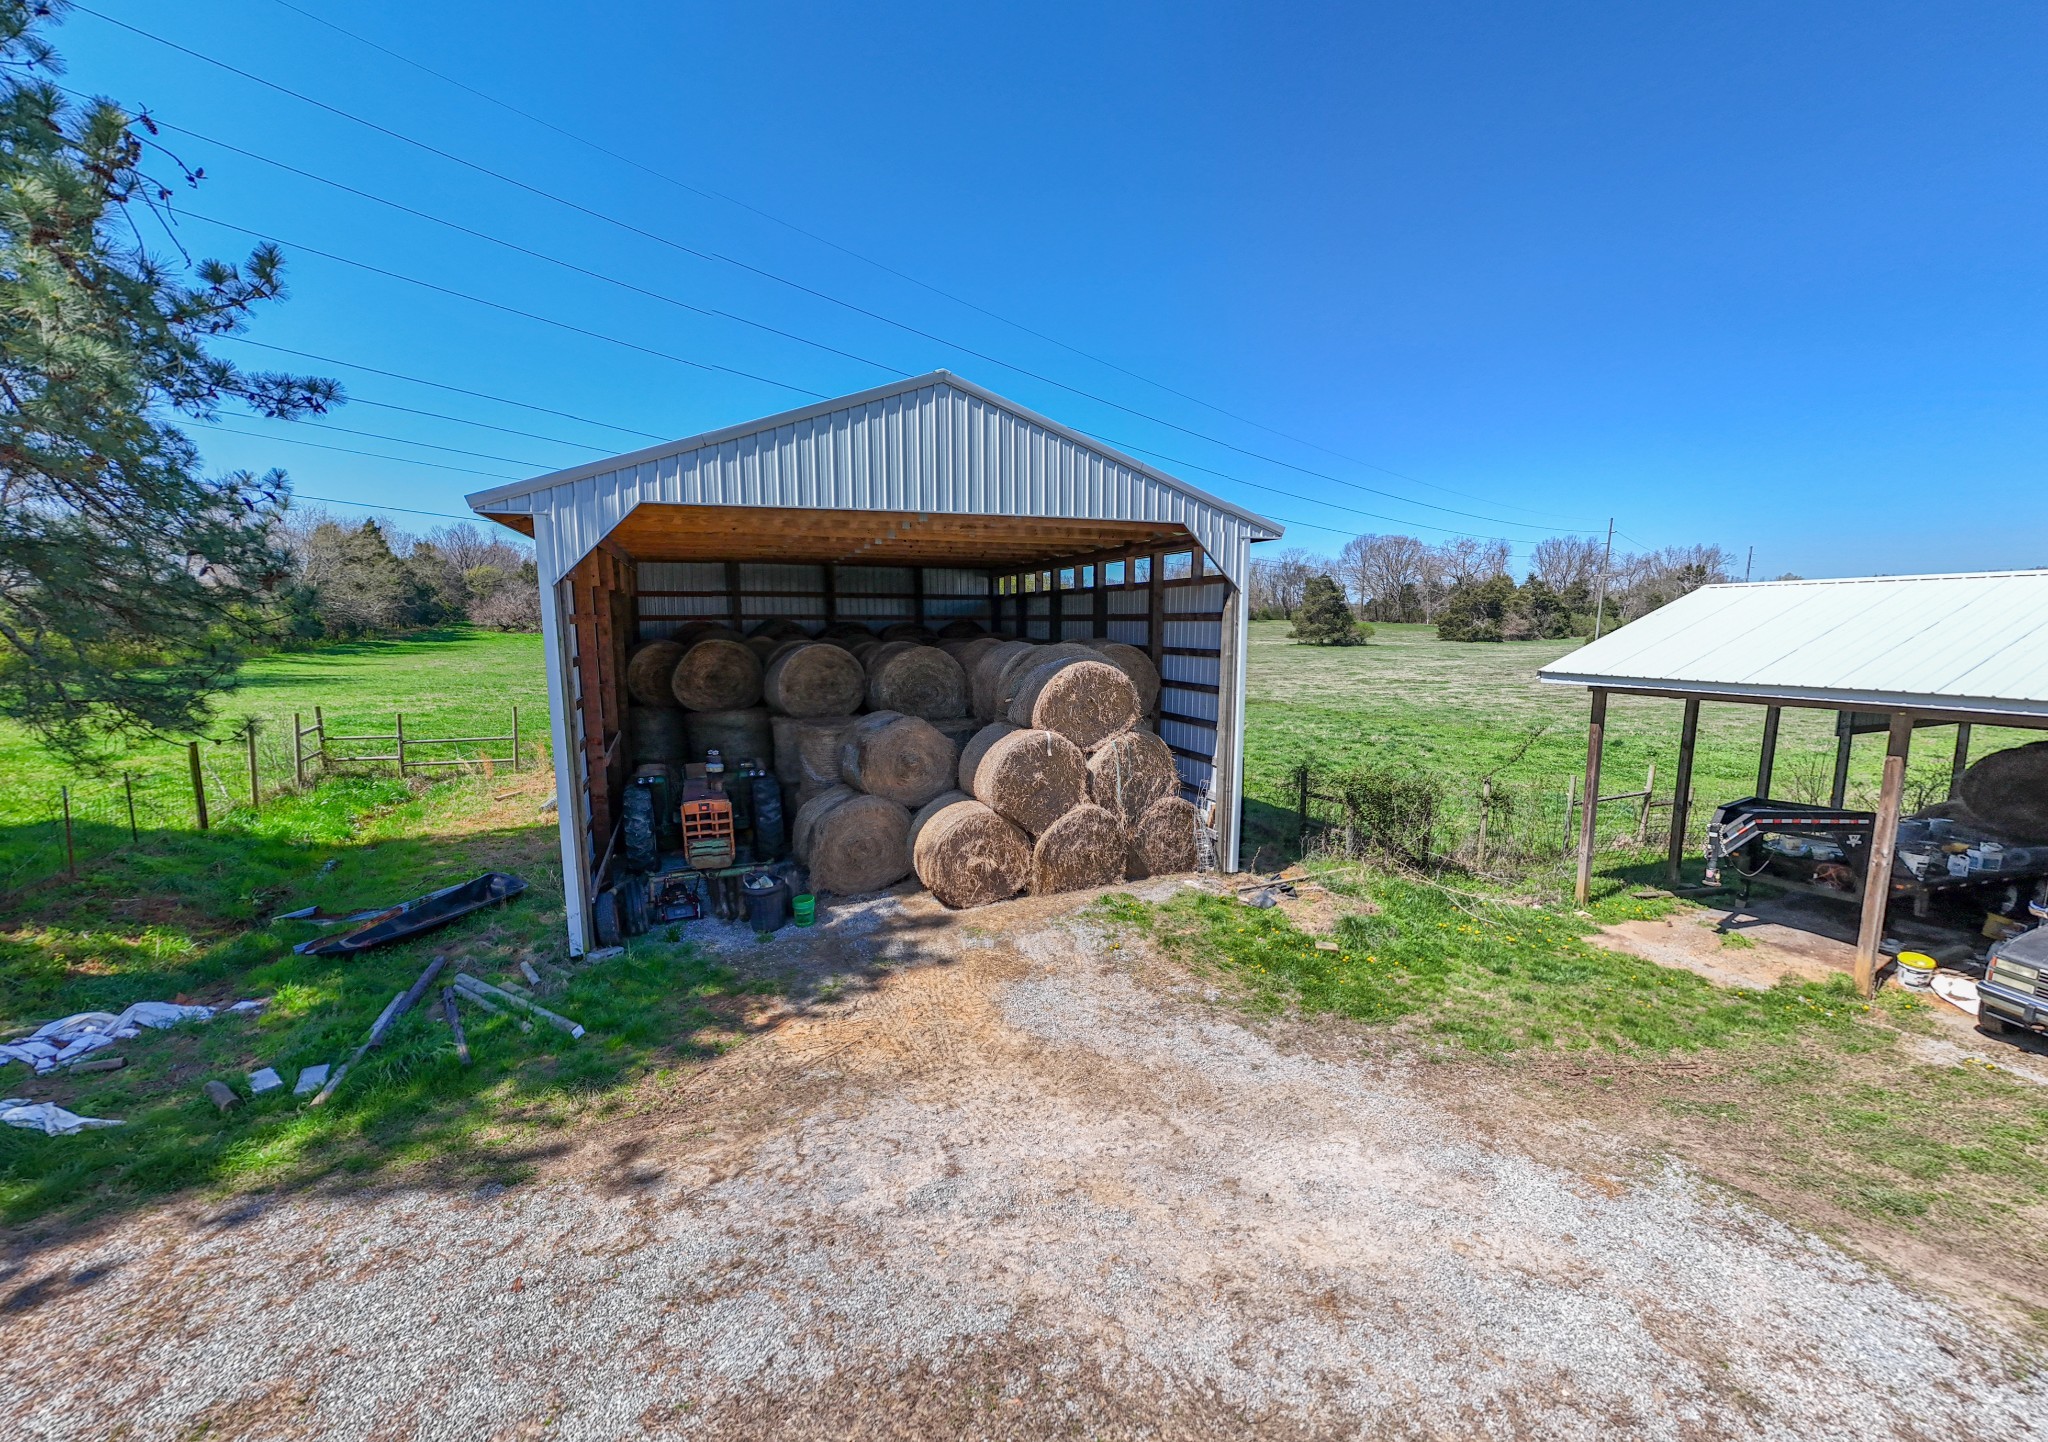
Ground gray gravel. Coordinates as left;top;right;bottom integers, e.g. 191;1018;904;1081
2;897;2041;1440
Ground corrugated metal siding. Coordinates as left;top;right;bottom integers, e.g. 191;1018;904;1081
1539;571;2048;718
474;378;1279;589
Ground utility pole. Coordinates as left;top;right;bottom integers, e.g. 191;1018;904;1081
1590;519;1615;640
1745;546;1754;583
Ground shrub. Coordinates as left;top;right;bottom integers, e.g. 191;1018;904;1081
1289;574;1364;645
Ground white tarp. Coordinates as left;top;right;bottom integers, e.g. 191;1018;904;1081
0;999;265;1074
0;1099;123;1135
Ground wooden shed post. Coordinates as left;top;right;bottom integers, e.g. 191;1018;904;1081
1666;698;1700;884
1830;712;1854;807
1575;689;1607;905
1756;705;1781;798
1950;723;1972;798
1854;712;1914;997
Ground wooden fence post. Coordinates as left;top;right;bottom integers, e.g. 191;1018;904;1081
188;741;209;830
395;711;406;777
124;773;137;842
246;722;261;808
294;712;305;789
1477;779;1492;867
1296;767;1310;844
1343;795;1358;858
1562;774;1576;853
1636;762;1656;844
511;705;521;772
61;785;75;878
314;705;326;773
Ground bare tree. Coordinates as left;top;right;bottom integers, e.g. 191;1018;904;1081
1530;535;1604;595
1249;547;1321;619
1341;533;1430;622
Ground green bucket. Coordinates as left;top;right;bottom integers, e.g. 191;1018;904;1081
792;893;816;927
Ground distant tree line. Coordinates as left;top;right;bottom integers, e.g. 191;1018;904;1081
271;512;540;640
1250;534;1758;643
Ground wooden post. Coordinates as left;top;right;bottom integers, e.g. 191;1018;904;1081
911;563;925;631
60;785;75;878
293;712;306;789
123;773;137;842
1756;706;1781;799
188;741;209;830
314;705;326;773
1296;766;1311;844
1830;712;1853;808
246;722;261;808
512;705;521;772
395;712;407;777
1562;774;1576;853
1854;712;1914;997
1575;689;1607;905
1477;779;1492;867
1636;762;1656;843
1666;698;1700;884
1093;563;1109;638
1147;553;1165;668
1950;723;1972;799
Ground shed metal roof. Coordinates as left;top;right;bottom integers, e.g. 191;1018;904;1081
467;371;1283;588
1537;570;2048;722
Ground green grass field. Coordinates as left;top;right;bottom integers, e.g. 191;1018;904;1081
0;628;548;892
1240;621;2036;868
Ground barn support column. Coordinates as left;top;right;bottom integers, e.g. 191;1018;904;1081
535;528;591;956
1666;698;1700;884
1830;712;1854;807
1950;724;1973;799
1756;706;1781;798
1854;712;1914;997
1575;688;1607;905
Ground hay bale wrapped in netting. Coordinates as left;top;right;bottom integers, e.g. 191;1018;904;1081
972;727;1085;836
1086;728;1179;828
763;642;866;718
1126;795;1199;879
970;640;1038;720
671;637;763;710
674;620;742;647
937;618;987;639
744;634;782;665
807;793;913;894
1007;658;1140;750
820;621;875;644
929;716;982;752
957;721;1019;793
793;784;857;862
625;640;685;706
838;711;957;807
1030;803;1125;895
994;642;1098;721
939;635;1001;675
792;716;857;789
683;707;772;767
866;643;968;719
627;705;688;764
1083;640;1161;717
880;621;938;643
748;617;811;642
1959;740;2048;841
769;715;805;783
911;792;1030;909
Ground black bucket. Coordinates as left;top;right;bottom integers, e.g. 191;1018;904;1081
742;874;789;933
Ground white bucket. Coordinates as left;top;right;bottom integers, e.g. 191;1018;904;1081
1895;951;1937;990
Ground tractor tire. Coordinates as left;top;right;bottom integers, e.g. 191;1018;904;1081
623;784;658;873
592;889;622;949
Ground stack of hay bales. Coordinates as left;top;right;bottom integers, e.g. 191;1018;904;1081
909;639;1192;907
623;620;1193;905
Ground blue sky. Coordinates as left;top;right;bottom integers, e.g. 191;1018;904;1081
59;1;2048;577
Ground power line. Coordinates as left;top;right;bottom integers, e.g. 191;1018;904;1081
260;0;1587;525
341;395;612;453
293;492;486;523
189;419;522;479
82;5;1601;537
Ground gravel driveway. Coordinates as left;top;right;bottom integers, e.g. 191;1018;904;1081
4;888;2041;1440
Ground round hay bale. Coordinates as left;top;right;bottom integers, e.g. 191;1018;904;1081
848;638;885;668
938;635;1001;675
937;618;987;639
838;712;957;807
670;637;763;711
866;644;968;719
769;714;805;783
994;641;1097;720
1959;741;2048;841
820;621;876;643
957;721;1019;793
972;728;1085;836
794;716;858;789
748;617;811;641
1126;795;1199;879
674;620;742;647
683;707;772;767
970;640;1038;720
880;622;938;643
1031;803;1124;895
792;784;857;862
1008;658;1140;749
1083;639;1161;716
625;640;685;706
912;794;1030;909
1086;729;1179;828
808;793;913;895
744;634;781;664
763;642;866;718
626;704;688;764
928;716;982;752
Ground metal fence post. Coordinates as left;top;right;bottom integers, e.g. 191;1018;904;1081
124;773;137;842
396;712;406;777
246;722;261;808
189;741;209;830
511;705;520;772
61;785;75;878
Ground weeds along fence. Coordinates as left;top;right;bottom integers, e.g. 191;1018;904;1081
1287;759;1675;879
1;706;543;895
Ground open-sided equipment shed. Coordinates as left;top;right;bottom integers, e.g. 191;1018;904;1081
471;371;1283;952
1540;570;2048;994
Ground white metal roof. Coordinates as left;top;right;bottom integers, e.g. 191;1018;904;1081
467;371;1283;588
1538;570;2048;721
